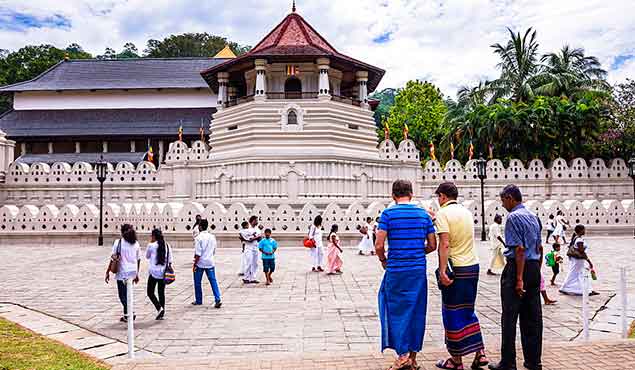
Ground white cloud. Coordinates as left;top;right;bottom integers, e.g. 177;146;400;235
1;0;633;96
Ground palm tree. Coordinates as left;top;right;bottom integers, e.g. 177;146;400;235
457;81;495;108
489;28;541;102
534;45;609;97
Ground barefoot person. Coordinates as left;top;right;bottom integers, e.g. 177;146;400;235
243;216;262;284
308;215;324;272
146;228;173;320
105;224;140;323
433;182;488;370
376;180;437;370
258;228;278;285
559;224;599;296
489;185;543;370
191;219;222;308
326;224;343;275
487;214;506;276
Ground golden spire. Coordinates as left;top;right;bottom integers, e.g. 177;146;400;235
384;121;390;141
213;45;236;59
403;124;409;141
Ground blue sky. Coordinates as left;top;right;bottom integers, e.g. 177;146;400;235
1;0;633;95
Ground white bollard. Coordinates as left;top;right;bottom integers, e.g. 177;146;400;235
620;267;628;339
126;278;135;359
582;269;590;341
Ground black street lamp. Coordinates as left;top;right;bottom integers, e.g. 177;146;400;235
95;155;108;246
629;157;635;238
476;156;487;241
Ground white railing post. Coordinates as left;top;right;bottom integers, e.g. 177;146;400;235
620;267;628;339
582;269;590;341
126;278;135;359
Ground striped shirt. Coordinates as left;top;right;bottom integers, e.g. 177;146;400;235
378;203;436;271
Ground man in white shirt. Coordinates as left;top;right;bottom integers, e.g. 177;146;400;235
487;214;506;275
192;219;222;308
243;215;262;284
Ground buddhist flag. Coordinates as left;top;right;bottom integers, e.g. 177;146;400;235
429;141;436;161
403;124;409;140
468;141;474;160
286;65;299;76
178;125;183;142
147;146;154;162
384;121;390;141
488;143;494;159
199;126;205;142
450;141;455;160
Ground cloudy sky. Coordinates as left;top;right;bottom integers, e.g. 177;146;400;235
1;0;633;96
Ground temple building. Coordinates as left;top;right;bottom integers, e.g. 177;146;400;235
0;6;383;166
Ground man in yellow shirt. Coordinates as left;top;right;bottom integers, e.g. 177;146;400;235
434;182;489;370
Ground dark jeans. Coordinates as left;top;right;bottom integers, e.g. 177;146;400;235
116;280;127;315
147;276;165;312
500;259;542;368
193;267;221;304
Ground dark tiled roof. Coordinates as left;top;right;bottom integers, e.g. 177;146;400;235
0;58;229;92
0;108;215;139
15;152;147;165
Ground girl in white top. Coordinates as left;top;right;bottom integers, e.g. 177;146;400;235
146;228;172;320
309;215;324;272
552;210;569;244
105;224;140;323
357;218;374;256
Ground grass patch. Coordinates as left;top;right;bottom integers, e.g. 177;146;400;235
0;316;110;370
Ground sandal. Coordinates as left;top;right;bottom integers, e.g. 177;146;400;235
471;352;489;369
387;356;414;370
436;358;464;370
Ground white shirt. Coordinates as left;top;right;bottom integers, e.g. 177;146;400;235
489;223;504;250
192;226;200;239
146;242;173;279
111;239;140;281
309;225;323;248
244;226;261;249
195;230;217;268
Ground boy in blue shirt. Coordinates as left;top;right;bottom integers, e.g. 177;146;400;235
258;228;278;285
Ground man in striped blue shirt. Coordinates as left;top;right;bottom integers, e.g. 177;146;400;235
375;179;437;370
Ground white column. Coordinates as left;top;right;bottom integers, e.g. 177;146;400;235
75;142;81;153
20;143;26;156
356;70;369;109
0;129;14;177
317;58;330;99
48;142;54;154
217;72;229;108
130;141;136;153
102;141;108;153
254;59;267;101
158;140;164;164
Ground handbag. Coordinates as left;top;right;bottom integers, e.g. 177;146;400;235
163;244;176;285
435;260;455;290
108;239;122;274
566;236;585;259
303;226;317;248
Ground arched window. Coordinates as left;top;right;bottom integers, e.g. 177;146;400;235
284;77;302;98
287;110;298;125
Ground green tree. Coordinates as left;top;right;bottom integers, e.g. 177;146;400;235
385;80;448;159
369;87;396;127
97;47;117;60
117;42;140;59
489;28;541;102
534;45;609;97
144;33;250;57
602;79;635;158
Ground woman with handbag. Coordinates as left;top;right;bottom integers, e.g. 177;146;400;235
105;224;140;323
146;228;173;320
308;215;324;272
559;224;599;296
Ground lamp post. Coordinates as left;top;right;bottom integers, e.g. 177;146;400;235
629;157;635;238
95;155;108;246
476;156;487;241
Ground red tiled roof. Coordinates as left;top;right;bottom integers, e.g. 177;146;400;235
201;11;384;93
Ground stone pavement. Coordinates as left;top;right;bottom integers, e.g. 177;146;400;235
0;237;632;361
109;340;635;370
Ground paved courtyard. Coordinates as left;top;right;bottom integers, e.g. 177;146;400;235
0;237;633;362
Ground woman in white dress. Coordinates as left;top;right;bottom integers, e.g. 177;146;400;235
559;224;599;296
357;217;375;255
308;215;324;272
552;210;569;244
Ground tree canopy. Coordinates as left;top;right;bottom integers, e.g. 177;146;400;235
369;88;396;127
384;80;448;160
144;33;250;58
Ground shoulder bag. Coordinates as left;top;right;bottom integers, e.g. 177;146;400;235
163;244;176;285
108;239;122;274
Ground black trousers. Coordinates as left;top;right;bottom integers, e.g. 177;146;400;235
500;259;542;368
147;276;166;312
116;280;127;315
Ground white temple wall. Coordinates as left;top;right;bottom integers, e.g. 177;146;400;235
13;89;218;110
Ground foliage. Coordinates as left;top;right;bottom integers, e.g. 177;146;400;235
369;88;396;127
0;317;109;370
441;92;610;163
601;79;635;158
385;80;448;159
144;33;250;58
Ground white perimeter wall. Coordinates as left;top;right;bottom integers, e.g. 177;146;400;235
13;89;218;110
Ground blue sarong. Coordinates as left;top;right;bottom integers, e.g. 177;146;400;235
378;267;427;356
441;264;484;356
